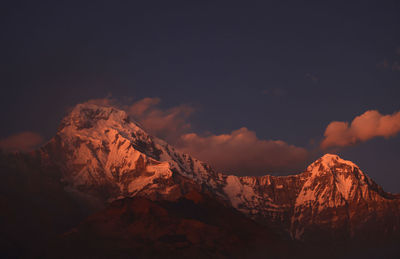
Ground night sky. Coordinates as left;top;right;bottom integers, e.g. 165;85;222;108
1;1;400;192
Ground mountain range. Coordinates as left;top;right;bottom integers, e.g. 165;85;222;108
1;102;399;258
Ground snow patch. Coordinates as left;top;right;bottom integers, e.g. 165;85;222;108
335;173;353;199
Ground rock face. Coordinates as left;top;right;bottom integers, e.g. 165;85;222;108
39;102;400;243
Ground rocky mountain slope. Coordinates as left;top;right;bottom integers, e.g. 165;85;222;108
37;102;400;244
48;190;291;259
2;102;400;258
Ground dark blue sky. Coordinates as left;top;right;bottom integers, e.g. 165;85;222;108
1;1;400;192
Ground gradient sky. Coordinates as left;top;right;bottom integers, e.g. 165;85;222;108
1;1;400;192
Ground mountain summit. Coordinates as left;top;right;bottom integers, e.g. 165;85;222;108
38;102;400;244
42;102;221;202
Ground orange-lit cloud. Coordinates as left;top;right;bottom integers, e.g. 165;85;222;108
177;127;308;175
126;97;194;142
321;110;400;149
0;131;44;152
127;97;161;116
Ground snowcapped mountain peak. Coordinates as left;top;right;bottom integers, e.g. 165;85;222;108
293;153;378;213
320;153;340;163
60;103;134;132
306;153;360;177
57;102;161;159
306;154;379;194
43;102;224;201
321;153;357;167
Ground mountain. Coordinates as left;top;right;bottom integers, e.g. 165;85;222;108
39;103;400;241
40;103;223;202
1;102;399;258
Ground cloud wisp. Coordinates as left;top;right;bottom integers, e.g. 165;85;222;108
0;131;44;152
321;110;400;149
177;127;308;175
126;97;194;143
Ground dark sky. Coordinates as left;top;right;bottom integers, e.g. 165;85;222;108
1;1;400;192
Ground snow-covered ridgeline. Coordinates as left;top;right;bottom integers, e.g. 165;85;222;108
41;102;399;240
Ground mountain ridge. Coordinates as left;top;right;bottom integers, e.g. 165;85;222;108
36;102;400;242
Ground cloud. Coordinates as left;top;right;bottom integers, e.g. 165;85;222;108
127;97;161;116
176;127;308;175
0;131;44;152
321;110;400;149
126;97;194;142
